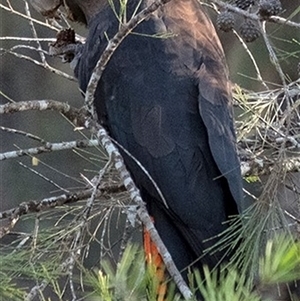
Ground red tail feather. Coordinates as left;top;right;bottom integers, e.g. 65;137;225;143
144;226;167;301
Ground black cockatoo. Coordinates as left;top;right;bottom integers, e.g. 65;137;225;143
34;0;244;283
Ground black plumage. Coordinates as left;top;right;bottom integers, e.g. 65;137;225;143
68;0;243;274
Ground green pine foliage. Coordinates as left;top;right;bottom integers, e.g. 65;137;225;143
193;267;260;301
85;237;300;301
85;244;180;301
89;245;148;301
0;248;62;300
0;215;299;301
259;236;300;285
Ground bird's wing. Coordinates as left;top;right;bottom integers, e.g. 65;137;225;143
159;0;244;210
196;58;244;211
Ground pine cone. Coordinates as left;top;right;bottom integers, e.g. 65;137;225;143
234;0;255;10
217;11;235;32
239;20;261;42
259;0;282;18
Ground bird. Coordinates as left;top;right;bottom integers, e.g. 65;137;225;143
53;0;244;288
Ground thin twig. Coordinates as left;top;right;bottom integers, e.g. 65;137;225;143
0;2;60;31
0;37;55;42
18;161;70;193
0;126;47;144
233;29;269;90
1;48;76;81
24;0;47;65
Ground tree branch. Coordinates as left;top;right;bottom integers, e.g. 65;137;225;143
210;0;300;29
0;100;86;124
84;119;193;300
0;139;100;160
0;183;125;220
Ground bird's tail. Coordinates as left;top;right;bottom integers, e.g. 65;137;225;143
144;226;167;301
